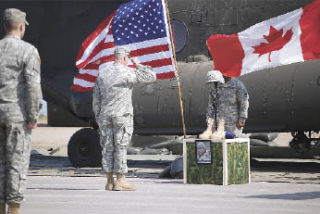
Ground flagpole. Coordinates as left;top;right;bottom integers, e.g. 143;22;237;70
164;0;187;139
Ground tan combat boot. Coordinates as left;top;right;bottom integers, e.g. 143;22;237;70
113;174;136;191
105;172;114;191
199;118;214;139
211;119;225;141
216;119;225;133
0;203;5;214
8;203;20;214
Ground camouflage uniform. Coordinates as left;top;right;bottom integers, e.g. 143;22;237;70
207;78;249;136
93;62;156;173
0;35;42;203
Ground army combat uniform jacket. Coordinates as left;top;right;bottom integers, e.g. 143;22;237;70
0;35;42;123
207;78;249;136
93;62;156;121
0;35;42;203
93;62;156;173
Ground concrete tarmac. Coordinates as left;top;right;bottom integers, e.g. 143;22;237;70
22;125;320;214
23;176;320;214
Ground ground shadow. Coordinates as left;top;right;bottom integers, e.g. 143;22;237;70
246;191;320;200
27;187;100;191
29;152;171;178
251;159;320;173
29;152;320;181
30;153;171;168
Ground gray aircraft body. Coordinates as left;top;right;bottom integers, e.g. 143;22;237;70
0;0;319;166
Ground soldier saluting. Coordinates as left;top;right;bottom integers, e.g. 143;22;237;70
0;8;42;214
93;47;156;191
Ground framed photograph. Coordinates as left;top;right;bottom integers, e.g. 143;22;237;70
195;140;212;164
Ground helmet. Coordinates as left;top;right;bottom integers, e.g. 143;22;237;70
206;70;225;84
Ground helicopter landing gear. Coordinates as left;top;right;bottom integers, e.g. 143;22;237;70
289;131;320;154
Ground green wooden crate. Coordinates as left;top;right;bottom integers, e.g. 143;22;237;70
183;138;250;185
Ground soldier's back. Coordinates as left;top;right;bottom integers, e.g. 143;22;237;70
97;63;137;117
0;35;37;123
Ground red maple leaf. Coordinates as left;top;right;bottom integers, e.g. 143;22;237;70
252;26;293;62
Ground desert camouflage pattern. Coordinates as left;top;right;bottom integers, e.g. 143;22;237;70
93;62;156;173
0;124;32;203
0;35;42;123
207;78;249;136
99;115;133;173
0;35;42;203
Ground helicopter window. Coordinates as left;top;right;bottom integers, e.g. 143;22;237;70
170;19;188;53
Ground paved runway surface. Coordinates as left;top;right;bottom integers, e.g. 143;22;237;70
23;176;320;214
23;153;320;214
21;126;319;214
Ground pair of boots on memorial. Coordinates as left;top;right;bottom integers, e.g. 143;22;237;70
0;203;20;214
199;118;226;140
105;173;136;191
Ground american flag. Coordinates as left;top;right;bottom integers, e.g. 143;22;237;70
71;0;177;92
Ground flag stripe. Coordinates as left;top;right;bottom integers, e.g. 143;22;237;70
73;78;95;88
97;61;176;75
141;58;172;67
80;64;176;83
89;48;115;65
81;63;100;70
78;27;115;68
77;31;114;68
77;41;115;69
77;37;172;72
79;69;99;76
157;71;175;79
70;85;94;92
88;37;170;64
122;37;169;52
153;65;176;74
131;50;173;64
75;73;97;82
94;44;171;66
76;11;116;67
89;48;174;71
130;44;169;57
73;68;176;90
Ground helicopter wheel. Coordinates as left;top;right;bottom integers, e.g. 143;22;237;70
68;128;101;167
289;131;311;153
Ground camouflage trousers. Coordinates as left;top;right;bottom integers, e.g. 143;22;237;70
0;123;31;203
99;115;133;174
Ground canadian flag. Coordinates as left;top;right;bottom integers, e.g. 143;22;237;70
207;0;320;77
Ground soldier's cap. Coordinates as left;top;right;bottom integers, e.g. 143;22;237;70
206;70;225;84
114;46;130;57
3;8;29;26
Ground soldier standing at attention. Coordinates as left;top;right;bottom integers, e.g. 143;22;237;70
0;8;42;214
206;70;249;137
93;47;156;191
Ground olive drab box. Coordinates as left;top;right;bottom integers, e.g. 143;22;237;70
183;138;250;185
